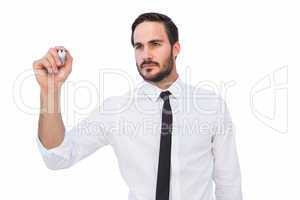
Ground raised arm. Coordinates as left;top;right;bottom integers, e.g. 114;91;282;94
33;46;73;149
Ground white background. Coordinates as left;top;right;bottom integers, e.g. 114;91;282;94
0;0;299;199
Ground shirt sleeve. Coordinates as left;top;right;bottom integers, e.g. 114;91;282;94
212;98;243;200
36;98;114;170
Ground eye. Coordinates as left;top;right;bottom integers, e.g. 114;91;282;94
135;45;142;50
153;42;161;46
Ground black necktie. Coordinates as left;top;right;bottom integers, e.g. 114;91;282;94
156;90;173;200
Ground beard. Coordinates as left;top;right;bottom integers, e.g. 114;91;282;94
136;51;174;82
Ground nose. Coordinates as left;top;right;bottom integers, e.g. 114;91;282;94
141;46;153;60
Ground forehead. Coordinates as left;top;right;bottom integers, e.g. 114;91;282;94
133;21;168;43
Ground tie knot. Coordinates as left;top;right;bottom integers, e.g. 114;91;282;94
160;90;172;101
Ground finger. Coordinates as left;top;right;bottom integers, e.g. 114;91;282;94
46;53;58;74
61;50;73;71
33;67;48;77
33;59;47;76
33;58;52;75
41;58;53;74
48;47;62;67
54;45;66;50
60;49;73;74
64;49;73;67
66;50;73;71
32;59;45;70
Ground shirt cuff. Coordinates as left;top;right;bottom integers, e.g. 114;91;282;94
35;134;70;159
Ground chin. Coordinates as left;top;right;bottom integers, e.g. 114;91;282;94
143;74;156;80
141;72;155;79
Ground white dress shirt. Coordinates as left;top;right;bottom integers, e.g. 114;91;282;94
36;77;242;200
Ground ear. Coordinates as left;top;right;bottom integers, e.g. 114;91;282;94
172;41;181;60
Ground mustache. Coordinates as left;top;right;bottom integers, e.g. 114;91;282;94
141;61;159;68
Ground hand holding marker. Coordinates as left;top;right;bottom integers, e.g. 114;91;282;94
32;46;73;90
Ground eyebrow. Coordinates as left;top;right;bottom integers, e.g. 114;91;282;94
148;39;164;43
134;39;164;47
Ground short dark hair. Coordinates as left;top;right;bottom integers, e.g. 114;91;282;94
131;12;179;47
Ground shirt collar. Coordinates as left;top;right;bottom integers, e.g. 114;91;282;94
140;76;184;102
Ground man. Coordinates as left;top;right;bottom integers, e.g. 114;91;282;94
33;12;242;200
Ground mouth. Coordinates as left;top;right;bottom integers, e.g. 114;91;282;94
142;63;158;69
